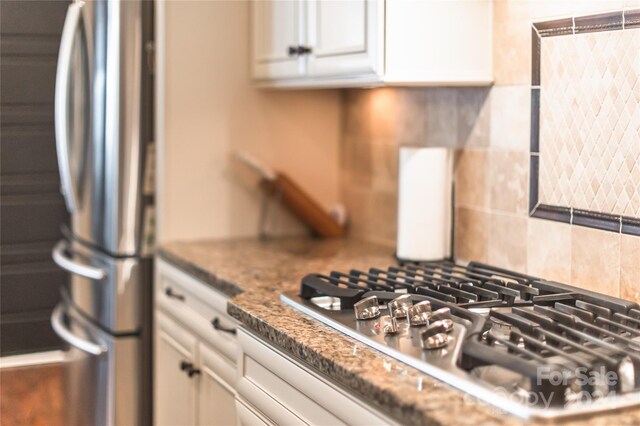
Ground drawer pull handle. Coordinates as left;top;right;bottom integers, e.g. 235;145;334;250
179;360;200;378
211;317;236;335
165;287;185;301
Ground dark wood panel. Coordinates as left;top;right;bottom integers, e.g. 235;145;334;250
0;0;69;355
0;173;60;195
0;240;58;265
0;57;57;105
1;105;54;126
1;264;65;314
0;128;59;174
0;313;64;356
1;194;67;244
0;1;68;36
1;35;60;57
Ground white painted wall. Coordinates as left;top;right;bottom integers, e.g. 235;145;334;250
156;0;342;242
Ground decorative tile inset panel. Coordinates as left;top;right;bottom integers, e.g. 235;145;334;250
530;9;640;236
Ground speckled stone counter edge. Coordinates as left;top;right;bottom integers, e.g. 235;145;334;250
156;248;244;297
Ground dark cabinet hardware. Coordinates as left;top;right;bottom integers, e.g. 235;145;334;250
211;317;237;335
165;287;185;301
179;360;200;378
287;45;313;56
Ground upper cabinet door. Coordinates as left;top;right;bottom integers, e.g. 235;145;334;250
251;0;304;80
306;0;383;78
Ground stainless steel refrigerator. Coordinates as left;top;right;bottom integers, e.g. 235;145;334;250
50;0;154;424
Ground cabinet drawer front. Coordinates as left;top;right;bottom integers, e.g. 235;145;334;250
235;397;274;426
155;259;238;361
237;330;394;426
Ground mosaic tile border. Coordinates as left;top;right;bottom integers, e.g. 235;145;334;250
530;8;640;237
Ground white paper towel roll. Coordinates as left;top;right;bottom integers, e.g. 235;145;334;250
396;147;453;261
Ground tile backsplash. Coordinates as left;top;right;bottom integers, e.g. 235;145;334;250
340;2;640;302
532;10;640;232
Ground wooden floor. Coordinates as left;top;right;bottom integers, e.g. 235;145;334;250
0;364;65;426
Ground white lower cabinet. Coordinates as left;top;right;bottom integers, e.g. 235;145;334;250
198;342;237;426
235;329;396;426
154;259;239;426
155;312;198;426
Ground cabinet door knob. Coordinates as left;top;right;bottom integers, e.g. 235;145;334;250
179;360;193;371
165;287;185;301
188;368;201;378
298;45;312;55
211;317;237;335
288;45;313;56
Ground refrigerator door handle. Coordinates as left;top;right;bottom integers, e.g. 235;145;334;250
54;1;85;213
51;304;107;356
52;240;107;281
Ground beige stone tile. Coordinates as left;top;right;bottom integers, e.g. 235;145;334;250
343;90;371;141
620;234;640;303
370;144;398;193
489;150;529;214
490;86;531;151
342;185;397;247
571;226;620;297
456;88;491;148
454;149;489;209
454;207;489;263
341;139;373;188
394;88;427;146
488;213;528;271
527;218;571;282
367;88;399;145
493;11;531;86
424;88;458;148
342;184;373;241
369;190;398;248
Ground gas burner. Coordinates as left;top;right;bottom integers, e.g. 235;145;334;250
281;259;640;420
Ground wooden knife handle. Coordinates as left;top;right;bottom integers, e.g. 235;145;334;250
261;173;345;238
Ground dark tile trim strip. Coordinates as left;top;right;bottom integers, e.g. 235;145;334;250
531;27;541;86
572;209;620;232
625;9;640;29
531;204;572;224
529;155;539;214
575;11;623;34
530;89;540;152
533;17;574;37
621;216;640;236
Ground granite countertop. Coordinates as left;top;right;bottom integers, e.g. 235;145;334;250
157;237;640;426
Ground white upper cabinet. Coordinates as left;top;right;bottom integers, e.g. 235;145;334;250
306;0;382;79
250;0;492;88
251;0;304;79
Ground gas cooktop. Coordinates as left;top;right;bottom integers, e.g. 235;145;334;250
280;260;640;420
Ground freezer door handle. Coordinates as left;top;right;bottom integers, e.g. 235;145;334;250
51;304;107;356
54;1;85;213
52;240;107;281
